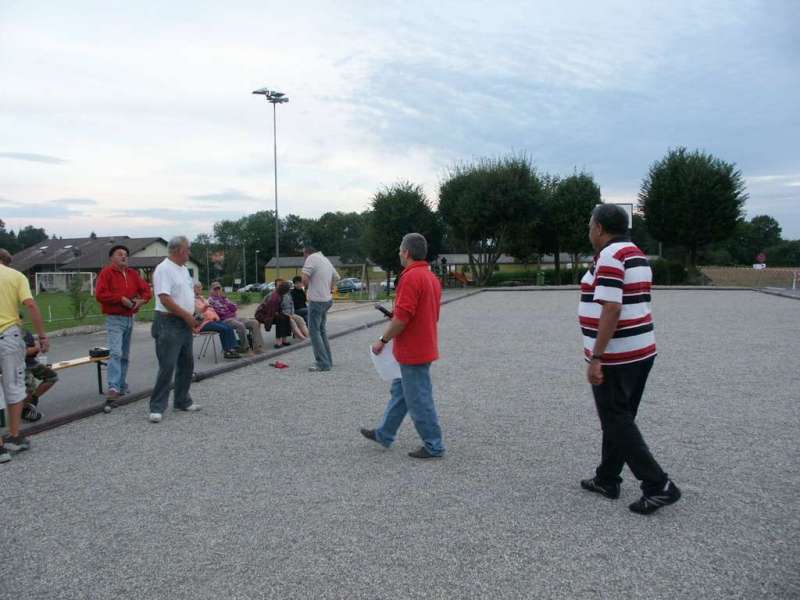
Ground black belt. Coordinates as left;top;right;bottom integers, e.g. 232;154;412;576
155;311;183;319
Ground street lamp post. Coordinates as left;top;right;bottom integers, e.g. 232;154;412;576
252;87;289;279
255;249;261;284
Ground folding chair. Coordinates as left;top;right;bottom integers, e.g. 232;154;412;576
196;331;220;364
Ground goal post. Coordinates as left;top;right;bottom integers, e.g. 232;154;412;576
34;272;96;296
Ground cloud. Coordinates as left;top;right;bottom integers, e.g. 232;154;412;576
112;207;250;221
186;188;261;204
56;197;98;205
0;152;67;164
0;202;84;218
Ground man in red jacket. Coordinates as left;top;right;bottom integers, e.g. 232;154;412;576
95;244;152;412
360;233;445;459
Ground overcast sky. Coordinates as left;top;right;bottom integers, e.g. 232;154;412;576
2;0;799;241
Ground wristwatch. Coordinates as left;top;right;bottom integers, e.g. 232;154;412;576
379;336;389;344
590;354;602;361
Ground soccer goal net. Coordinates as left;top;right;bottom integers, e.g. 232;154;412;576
34;271;96;295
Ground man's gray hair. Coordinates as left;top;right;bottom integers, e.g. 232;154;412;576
400;233;428;261
0;248;11;266
167;235;190;254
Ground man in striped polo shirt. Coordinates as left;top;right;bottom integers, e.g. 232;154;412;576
578;203;681;515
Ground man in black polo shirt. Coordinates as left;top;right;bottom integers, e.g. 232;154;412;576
291;276;308;324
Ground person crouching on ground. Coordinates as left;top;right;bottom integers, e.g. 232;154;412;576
95;244;152;412
193;282;241;360
360;233;445;459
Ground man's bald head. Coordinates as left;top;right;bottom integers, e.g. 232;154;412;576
0;248;12;266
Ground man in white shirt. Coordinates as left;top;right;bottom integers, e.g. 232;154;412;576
301;244;340;372
148;236;200;423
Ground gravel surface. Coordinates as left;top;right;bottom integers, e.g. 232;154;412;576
2;290;798;599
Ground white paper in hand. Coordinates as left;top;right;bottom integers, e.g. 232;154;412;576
369;343;401;382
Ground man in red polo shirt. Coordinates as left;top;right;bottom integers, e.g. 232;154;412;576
360;233;445;459
95;244;152;412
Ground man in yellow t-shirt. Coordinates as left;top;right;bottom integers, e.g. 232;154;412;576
0;248;49;463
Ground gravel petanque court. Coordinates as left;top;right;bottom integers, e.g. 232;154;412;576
1;290;798;599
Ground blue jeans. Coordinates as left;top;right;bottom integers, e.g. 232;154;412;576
200;321;238;351
150;314;194;413
375;363;444;456
308;300;333;370
106;315;133;393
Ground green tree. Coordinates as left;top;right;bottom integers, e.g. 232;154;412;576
630;213;659;255
763;239;800;267
282;214;312;257
364;182;443;283
639;147;747;266
17;225;48;250
533;175;562;274
552;172;602;281
439;155;543;285
0;220;19;253
742;215;782;263
304;211;367;262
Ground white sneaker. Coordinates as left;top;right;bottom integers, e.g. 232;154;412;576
175;404;202;412
149;412;162;423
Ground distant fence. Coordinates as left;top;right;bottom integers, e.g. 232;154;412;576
700;267;799;288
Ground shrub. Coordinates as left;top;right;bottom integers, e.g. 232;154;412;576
650;259;688;285
487;268;583;286
238;292;252;305
68;276;88;320
488;272;539;287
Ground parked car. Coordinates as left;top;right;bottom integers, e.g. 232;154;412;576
238;283;258;292
257;282;276;294
337;278;362;294
380;280;396;291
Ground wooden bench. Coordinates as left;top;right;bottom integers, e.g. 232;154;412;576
0;355;107;431
50;356;108;395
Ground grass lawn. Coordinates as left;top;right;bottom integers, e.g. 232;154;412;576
21;291;259;333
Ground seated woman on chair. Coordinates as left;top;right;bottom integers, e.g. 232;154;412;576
193;282;241;360
255;279;294;348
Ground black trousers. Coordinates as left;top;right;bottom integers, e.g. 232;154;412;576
592;356;668;493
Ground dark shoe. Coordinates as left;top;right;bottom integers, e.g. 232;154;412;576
22;404;43;422
5;435;31;452
308;365;330;372
629;480;682;515
408;446;442;459
273;344;282;349
282;341;291;347
360;428;378;443
0;446;11;464
580;477;621;499
224;350;241;359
